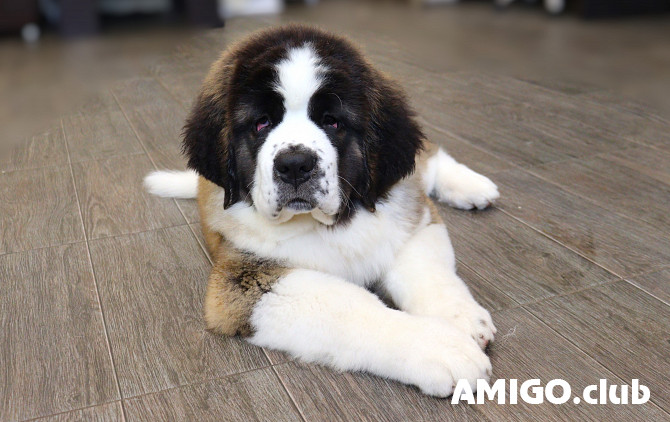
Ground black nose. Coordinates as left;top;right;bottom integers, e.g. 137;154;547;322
274;150;317;188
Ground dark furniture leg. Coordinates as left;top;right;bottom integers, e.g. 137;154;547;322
60;0;99;37
185;0;224;27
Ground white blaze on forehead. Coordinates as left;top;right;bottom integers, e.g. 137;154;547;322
275;45;324;111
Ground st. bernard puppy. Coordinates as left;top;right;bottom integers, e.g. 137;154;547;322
145;25;500;397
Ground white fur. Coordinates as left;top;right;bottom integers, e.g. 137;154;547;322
382;223;496;348
143;170;198;199
252;45;340;223
423;149;499;210
274;45;325;111
249;269;492;397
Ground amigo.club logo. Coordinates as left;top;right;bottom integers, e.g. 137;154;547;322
452;379;650;405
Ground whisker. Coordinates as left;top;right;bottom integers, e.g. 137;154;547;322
242;181;255;204
337;175;363;197
334;185;352;223
329;92;343;110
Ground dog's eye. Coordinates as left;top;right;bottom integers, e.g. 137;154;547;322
322;115;338;129
256;117;271;132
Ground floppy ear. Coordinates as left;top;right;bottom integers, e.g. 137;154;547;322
362;79;424;209
182;64;240;208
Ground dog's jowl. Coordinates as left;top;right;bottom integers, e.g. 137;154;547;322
144;24;500;397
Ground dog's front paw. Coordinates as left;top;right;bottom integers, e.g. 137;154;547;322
399;318;492;397
435;163;500;210
447;302;497;350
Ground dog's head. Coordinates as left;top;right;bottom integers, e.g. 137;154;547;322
183;25;423;225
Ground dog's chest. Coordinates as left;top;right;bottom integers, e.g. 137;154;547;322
219;190;429;286
271;211;423;285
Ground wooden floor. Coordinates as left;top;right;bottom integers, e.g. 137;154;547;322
2;4;670;422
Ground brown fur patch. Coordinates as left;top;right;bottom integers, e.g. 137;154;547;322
204;244;287;337
426;196;443;225
197;176;223;256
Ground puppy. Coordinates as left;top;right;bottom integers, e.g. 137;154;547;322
145;24;499;397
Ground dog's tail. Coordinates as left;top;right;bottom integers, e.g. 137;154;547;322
143;170;198;199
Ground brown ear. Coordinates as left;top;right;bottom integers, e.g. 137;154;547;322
182;62;240;208
362;78;424;207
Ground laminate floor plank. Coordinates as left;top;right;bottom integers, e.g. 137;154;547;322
526;281;670;412
600;145;670;187
0;244;118;421
576;90;669;122
530;154;670;231
451;72;670;149
418;90;631;167
421;123;514;176
361;61;633;166
471;100;633;158
438;207;619;304
411;95;577;167
573;92;670;150
457;262;519;312
72;154;185;240
31;402;124;422
0;124;68;173
109;77;201;223
516;77;602;96
62;91;144;164
88;225;269;398
175;199;200;225
123;368;301;422
152;69;204;109
0;165;84;254
187;223;210;262
448;73;630;157
149;18;273;79
494;168;670;278
274;361;487;422
478;306;668;421
111;77;187;155
628;268;670;306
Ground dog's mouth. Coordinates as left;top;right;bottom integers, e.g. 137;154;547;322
269;196;336;226
285;198;314;212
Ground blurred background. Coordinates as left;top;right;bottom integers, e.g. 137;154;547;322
1;0;669;155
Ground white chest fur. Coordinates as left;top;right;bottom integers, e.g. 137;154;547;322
206;177;430;286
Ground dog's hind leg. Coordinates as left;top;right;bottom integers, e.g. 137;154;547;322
418;143;499;210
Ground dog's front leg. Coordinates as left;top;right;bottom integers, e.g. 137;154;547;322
382;223;497;349
247;269;491;397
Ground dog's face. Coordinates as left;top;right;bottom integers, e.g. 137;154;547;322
233;45;365;225
183;26;423;225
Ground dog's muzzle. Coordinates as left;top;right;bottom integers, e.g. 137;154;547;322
273;146;323;212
